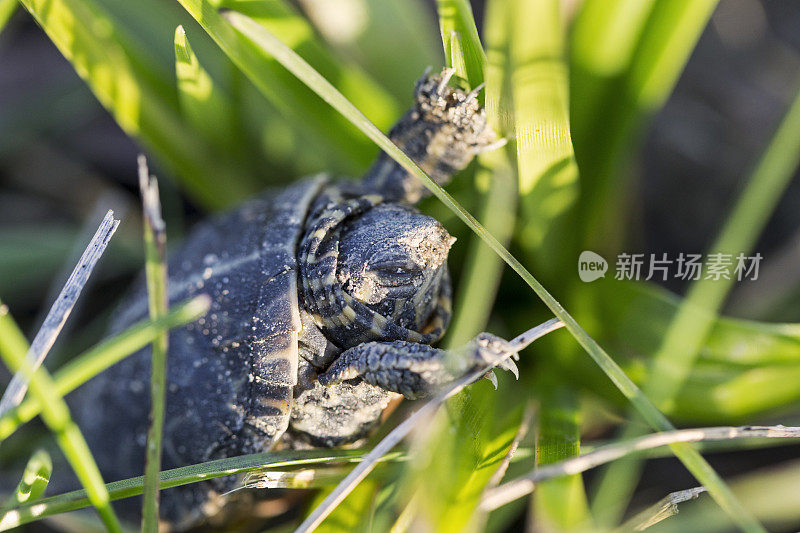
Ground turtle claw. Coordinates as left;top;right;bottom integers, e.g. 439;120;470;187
483;370;499;390
497;357;519;380
437;68;456;95
476;137;508;154
465;82;485;102
473;332;520;380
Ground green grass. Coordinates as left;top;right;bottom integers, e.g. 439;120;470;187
592;63;800;529
3;448;397;529
2;449;51;511
0;301;122;532
3;0;800;531
137;160;170;532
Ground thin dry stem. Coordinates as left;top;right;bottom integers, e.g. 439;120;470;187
618;487;707;532
481;425;800;511
0;211;119;416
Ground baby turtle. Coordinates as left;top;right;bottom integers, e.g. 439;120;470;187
71;69;511;529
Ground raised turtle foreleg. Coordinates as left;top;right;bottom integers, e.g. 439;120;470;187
318;333;521;400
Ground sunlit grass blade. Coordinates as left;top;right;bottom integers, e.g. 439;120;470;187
175;0;394;172
193;10;763;530
510;0;579;279
446;30;469;81
408;387;525;531
17;0;259;208
0;300;122;532
174;26;239;155
0;0;16;33
436;0;486;88
1;448;399;529
311;481;381;532
505;0;584;527
3;449;52;509
138;157;169;531
574;0;720;250
533;383;592;531
445;0;516;347
0;295;210;441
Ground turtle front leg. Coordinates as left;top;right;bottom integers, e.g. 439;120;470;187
318;334;520;400
360;68;498;205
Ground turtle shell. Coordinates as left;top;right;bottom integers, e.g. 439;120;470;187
70;175;328;523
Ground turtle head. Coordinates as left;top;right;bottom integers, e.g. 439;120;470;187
337;204;454;332
300;198;453;350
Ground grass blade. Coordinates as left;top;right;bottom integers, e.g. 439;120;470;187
17;0;257;208
436;0;486;88
310;481;381;533
504;2;584;527
174;25;239;155
3;449;52;509
0;211;118;416
0;0;16;33
647;87;800;407
190;10;763;530
0;301;122;532
0;295;210;441
510;0;579;276
407;385;526;531
533;382;592;531
138;157;170;530
575;0;720;249
593;85;800;526
444;0;516;347
446;30;469;81
1;448;389;529
483;424;800;511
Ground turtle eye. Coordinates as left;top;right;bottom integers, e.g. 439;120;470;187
368;248;422;287
371;260;421;285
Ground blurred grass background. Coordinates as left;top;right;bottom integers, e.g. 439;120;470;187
1;0;800;531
